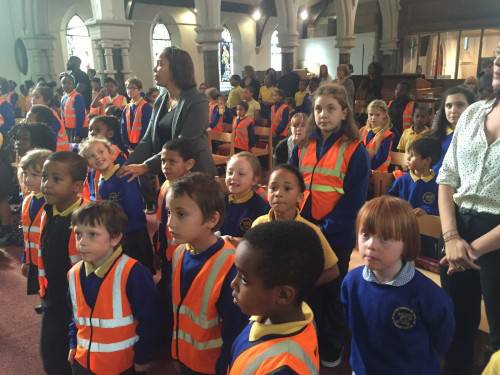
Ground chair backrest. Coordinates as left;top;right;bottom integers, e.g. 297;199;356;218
390;151;407;169
370;172;394;197
253;126;273;171
208;131;234;155
417;215;441;239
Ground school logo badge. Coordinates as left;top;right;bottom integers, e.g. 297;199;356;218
392;307;417;329
239;218;253;232
422;192;435;205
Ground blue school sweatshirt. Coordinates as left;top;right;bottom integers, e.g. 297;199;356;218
0;99;15;136
388;171;439;215
220;192;270;237
364;128;393;170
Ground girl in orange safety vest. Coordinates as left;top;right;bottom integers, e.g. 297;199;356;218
270;89;290;140
122;77;152;149
232;101;256;152
60;73;88;142
359;99;394;172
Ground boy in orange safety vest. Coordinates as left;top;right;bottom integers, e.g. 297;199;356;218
60;73;88;142
67;201;158;374
232;101;256;153
165;173;248;374
121;77;152;150
19;149;52;295
228;221;324;374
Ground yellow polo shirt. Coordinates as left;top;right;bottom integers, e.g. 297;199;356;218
227;86;243;108
397;127;430;153
84;246;123;277
246;99;261;119
259;86;276;104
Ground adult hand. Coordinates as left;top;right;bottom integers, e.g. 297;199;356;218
440;237;480;275
67;348;76;364
117;163;149;182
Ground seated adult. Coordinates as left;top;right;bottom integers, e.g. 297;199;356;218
388;81;414;138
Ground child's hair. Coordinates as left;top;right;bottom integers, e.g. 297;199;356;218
230;75;241;84
310;83;359;141
28;105;55;125
91;77;101;87
72;200;127;240
430;85;476;141
290;112;307;124
60;73;75;86
46;151;87;182
32;85;54;106
397;81;411;94
125;77;143;90
104;77;118;86
356;196;420;261
244;85;255;95
408;137;441;165
412;103;432;116
169;172;225;230
11;123;57;151
0;77;9;94
230;152;261;181
19;149;53;172
104;105;122;118
243;221;324;303
79;136;112;158
162;138;195;161
275;89;286;99
367;99;391;130
206;87;219;100
272;164;306;192
237;101;249;112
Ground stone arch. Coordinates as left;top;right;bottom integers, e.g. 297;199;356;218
150;12;182;50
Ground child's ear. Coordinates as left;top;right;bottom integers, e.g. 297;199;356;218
276;285;297;306
205;211;221;231
185;158;195;171
111;233;123;248
73;180;84;195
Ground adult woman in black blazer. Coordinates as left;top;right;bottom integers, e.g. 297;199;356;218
119;47;216;181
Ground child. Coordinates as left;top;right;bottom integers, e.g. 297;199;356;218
91;77;128;116
397;104;431;154
295;78;312;114
341;196;455;374
146;87;160;104
207;88;224;132
429;85;475;174
389;137;441;216
19;149;52;295
220;152;269;238
0;77;15;136
242;86;261;122
232;102;256;153
274;112;308;165
67;201;159;374
360;99;394;172
227;74;243;110
270;89;290;141
258;74;276;119
11;123;57;159
165;172;248;374
37;151;87;375
121;77;152;150
79;137;153;271
60;73;88;142
229;220;324;374
26;104;70;151
388;81;414;136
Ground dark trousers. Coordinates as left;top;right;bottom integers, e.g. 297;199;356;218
72;360;141;374
123;227;154;272
40;302;72;375
440;208;500;375
138;174;157;207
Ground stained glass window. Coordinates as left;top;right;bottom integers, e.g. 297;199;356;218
271;29;281;71
152;23;171;67
219;27;233;92
66;15;94;70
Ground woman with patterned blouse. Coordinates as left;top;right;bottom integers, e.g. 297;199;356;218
437;53;500;375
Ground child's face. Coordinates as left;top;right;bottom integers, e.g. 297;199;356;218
160;149;193;181
217;96;226;107
231;240;278;317
264;76;272;86
314;95;347;138
299;80;308;91
271;91;281;103
358;231;404;272
165;191;216;245
105;82;117;96
267;169;303;218
444;93;469;126
412;109;430;130
14;128;32;157
89;119;113;139
84;142;114;172
61;77;74;93
226;157;257;196
22;166;43;193
41;160;82;207
407;150;431;173
126;83;140;100
74;223;121;267
290;118;307;144
367;109;386;128
236;105;246;118
31;93;46;106
150;89;160;102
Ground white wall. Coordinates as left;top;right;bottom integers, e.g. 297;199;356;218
296;32;376;76
0;0;24;82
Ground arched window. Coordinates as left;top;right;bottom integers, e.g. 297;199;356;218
152;23;171;66
66;15;94;70
219;27;233;92
271;29;282;71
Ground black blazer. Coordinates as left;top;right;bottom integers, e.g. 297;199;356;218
127;87;216;176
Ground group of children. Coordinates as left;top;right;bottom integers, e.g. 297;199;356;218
13;72;491;375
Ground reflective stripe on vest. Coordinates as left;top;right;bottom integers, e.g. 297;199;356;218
360;125;392;172
21;194;44;266
299;138;359;221
76;336;138;353
271;104;289;137
233;116;253;151
209;102;224;132
402;101;414;131
171;241;235;373
125;98;147;144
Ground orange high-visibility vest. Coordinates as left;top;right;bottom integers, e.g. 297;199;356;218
50;109;71;151
68;254;139;375
209;101;224;132
156;180;176;261
359;125;393;172
62;90;89;129
228;321;319;375
299;137;360;221
124;98;148;144
388;100;414;131
21;194;45;268
271;103;289;137
99;95;128;115
37;200;85;297
171;240;235;374
233;116;253;151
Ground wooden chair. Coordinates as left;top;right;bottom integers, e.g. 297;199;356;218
252;126;273;172
390;151;407;169
370;172;394;197
415;214;442;274
208;131;234;166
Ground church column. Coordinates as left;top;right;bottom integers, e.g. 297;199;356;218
120;41;132;80
378;0;400;73
278;32;299;72
335;0;359;64
275;0;299;71
102;41;116;78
